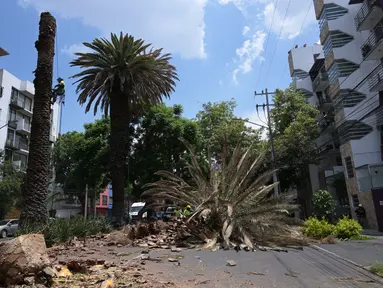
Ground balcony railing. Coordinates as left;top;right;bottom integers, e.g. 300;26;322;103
317;93;332;108
313;72;329;92
361;22;383;59
318;115;335;133
5;139;28;151
317;139;340;155
19;141;29;151
368;62;383;91
10;96;24;110
17;120;31;134
355;0;383;31
8;120;17;129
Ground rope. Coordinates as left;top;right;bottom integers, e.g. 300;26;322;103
55;32;59;79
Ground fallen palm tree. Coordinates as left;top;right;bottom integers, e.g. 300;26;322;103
143;140;305;249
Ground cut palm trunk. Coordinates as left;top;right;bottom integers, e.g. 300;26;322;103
19;12;56;228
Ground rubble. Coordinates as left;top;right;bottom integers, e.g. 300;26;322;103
226;260;236;267
0;234;51;285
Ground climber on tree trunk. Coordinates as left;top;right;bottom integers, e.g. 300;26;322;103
52;77;65;104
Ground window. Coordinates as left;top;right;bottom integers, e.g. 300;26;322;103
24;116;31;131
13;153;27;169
7;130;14;142
8;109;16;121
102;195;107;205
345;156;354;178
24;97;32;111
0;86;3;98
10;220;19;225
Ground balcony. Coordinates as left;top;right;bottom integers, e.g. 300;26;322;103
368;63;383;92
20;80;34;98
16;120;31;135
313;72;329;92
10;96;33;117
318;114;335;134
12;160;27;172
361;23;383;60
49;133;57;143
10;96;24;110
317;92;332;111
8;120;17;129
355;0;383;31
5;139;20;150
317;139;340;158
356;163;383;192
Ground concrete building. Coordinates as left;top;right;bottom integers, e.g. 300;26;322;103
0;69;65;218
289;0;383;230
0;69;61;170
288;44;349;218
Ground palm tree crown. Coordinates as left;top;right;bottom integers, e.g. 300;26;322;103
70;32;178;115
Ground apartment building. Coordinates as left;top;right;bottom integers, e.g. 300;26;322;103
0;69;61;171
288;44;349;217
289;0;383;230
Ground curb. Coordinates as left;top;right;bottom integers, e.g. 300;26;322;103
311;245;383;284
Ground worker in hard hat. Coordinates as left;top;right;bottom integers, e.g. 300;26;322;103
183;205;192;217
52;77;66;104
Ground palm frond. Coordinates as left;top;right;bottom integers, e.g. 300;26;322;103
144;140;301;247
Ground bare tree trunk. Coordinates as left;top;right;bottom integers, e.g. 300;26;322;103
19;12;56;228
110;92;129;226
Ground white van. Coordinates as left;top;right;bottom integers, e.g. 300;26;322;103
129;202;146;221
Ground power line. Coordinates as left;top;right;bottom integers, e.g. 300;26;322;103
277;1;312;88
265;0;293;86
255;0;280;89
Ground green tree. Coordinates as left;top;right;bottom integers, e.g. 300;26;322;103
196;99;262;162
19;13;56;227
312;189;336;220
130;104;198;197
271;86;319;216
53;118;110;207
0;154;24;219
71;33;178;225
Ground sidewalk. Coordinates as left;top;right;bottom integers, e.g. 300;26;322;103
318;237;383;267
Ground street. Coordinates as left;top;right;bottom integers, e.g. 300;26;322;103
143;246;383;287
318;237;383;267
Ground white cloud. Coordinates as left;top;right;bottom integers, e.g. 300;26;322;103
232;30;266;84
242;26;250;36
61;44;90;56
18;0;207;59
219;0;315;83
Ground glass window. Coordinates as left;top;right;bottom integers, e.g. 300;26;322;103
8;109;16;121
356;166;371;192
7;130;14;142
11;88;18;99
371;165;383;189
102;195;107;205
24;96;32;111
24;116;31;131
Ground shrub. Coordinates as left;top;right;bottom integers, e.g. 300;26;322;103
334;217;362;239
16;216;111;247
312;189;336;220
302;217;335;239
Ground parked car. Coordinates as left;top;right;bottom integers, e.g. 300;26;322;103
0;219;19;238
162;207;176;221
129;202;146;221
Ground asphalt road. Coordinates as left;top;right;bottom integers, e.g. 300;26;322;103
144;247;383;288
318;238;383;268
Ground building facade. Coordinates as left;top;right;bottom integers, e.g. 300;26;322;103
0;69;61;170
289;0;383;230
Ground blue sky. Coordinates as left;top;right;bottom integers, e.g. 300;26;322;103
0;0;319;133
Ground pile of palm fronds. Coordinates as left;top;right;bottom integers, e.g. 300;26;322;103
143;140;304;249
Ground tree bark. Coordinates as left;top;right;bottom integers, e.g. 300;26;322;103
110;92;129;226
19;12;56;228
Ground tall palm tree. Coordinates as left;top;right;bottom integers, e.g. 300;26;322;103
19;12;57;228
71;33;178;225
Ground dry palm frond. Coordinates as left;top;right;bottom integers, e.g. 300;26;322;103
143;140;301;247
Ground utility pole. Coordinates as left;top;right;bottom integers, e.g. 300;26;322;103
254;88;280;196
84;184;88;220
